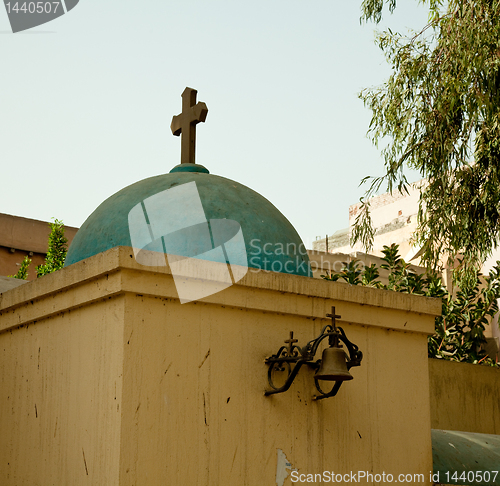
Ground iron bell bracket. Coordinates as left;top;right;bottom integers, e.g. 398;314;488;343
264;324;363;400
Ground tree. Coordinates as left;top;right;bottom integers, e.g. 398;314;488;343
36;219;68;277
9;255;31;280
353;0;500;286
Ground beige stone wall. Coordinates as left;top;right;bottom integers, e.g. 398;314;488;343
0;247;441;485
429;359;500;435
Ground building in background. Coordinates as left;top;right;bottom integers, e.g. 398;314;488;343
313;180;423;261
0;213;78;281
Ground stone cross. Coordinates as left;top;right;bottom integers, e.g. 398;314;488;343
171;87;208;165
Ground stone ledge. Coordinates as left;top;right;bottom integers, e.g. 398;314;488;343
0;246;441;335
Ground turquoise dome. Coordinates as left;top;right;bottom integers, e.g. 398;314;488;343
65;165;311;277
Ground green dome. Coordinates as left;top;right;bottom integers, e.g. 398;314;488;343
65;165;311;278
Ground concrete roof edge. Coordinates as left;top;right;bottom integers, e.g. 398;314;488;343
0;247;122;311
0;246;442;319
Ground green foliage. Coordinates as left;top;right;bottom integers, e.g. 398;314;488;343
8;255;31;280
360;0;397;24
362;263;381;287
360;0;443;25
322;243;500;366
354;0;500;285
429;270;500;364
36;219;68;278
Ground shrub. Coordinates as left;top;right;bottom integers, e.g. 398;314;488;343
322;244;500;366
9;255;31;280
36;219;68;277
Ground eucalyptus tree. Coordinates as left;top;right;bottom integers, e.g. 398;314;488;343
354;0;500;285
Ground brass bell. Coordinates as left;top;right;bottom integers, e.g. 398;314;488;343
314;347;353;381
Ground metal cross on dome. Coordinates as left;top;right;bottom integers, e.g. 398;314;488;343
171;87;208;165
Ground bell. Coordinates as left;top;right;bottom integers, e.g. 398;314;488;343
314;347;353;381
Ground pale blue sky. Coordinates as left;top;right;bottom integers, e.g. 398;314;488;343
0;0;428;248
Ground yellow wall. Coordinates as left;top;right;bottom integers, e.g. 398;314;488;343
429;358;500;435
0;294;124;484
0;247;441;485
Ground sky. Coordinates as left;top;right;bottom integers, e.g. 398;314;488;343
0;0;429;249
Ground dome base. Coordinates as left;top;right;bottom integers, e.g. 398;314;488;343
170;163;209;174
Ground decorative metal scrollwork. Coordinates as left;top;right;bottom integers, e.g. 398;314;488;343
264;307;363;400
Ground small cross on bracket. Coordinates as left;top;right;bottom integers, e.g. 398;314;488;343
284;331;298;355
326;306;341;330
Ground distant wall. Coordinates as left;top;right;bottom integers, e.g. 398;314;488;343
429;359;500;435
0;213;78;280
307;249;426;282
